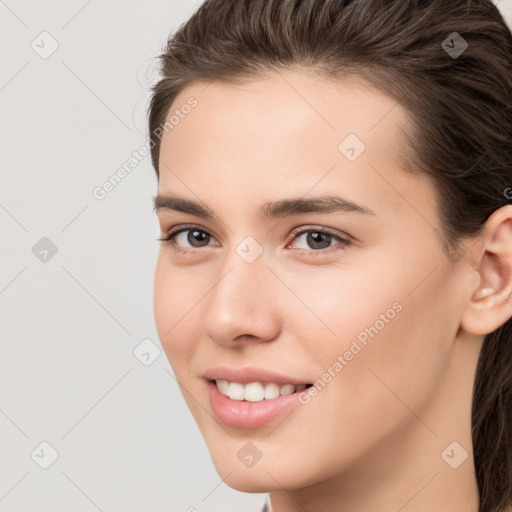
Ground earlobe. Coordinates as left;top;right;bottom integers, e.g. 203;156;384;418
460;206;512;336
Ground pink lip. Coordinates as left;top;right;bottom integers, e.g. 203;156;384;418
207;380;308;429
203;366;311;385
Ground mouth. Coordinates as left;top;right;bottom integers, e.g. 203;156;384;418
210;379;313;402
206;379;314;429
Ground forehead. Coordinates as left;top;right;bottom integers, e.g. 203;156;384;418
160;69;408;172
157;69;437;227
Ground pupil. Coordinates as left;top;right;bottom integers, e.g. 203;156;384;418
308;231;331;249
188;229;209;247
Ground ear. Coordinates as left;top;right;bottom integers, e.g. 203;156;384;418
460;205;512;336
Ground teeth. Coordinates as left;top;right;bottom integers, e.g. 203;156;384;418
215;380;308;401
264;382;280;400
280;384;295;396
216;379;229;395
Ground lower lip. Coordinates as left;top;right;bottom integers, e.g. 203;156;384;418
207;380;309;429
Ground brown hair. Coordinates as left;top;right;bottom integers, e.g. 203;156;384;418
147;1;512;510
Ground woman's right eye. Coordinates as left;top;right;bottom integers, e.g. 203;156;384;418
157;226;218;251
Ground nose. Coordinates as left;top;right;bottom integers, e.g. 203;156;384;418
202;244;282;347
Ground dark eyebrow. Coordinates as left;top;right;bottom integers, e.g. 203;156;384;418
153;194;375;219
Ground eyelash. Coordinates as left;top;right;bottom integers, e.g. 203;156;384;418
157;224;351;256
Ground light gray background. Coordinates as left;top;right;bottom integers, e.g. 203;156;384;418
1;1;511;511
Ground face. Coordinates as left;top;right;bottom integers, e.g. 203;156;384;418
153;70;470;492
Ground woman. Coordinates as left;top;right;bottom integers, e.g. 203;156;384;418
148;1;512;511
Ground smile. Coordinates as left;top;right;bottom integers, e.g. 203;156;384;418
214;379;310;402
207;379;313;429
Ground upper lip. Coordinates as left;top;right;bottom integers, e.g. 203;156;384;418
203;366;312;385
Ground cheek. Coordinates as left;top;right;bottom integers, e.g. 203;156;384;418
279;259;407;362
153;255;202;370
288;254;453;430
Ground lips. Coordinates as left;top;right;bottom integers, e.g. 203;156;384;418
203;366;314;428
206;379;310;428
203;366;312;386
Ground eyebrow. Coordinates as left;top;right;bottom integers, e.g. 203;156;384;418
153;193;375;219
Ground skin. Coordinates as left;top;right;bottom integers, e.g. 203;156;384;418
153;69;512;512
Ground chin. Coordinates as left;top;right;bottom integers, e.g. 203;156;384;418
218;466;301;493
223;474;274;494
207;451;273;492
209;452;317;493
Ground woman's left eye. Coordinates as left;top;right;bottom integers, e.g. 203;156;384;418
157;225;351;255
288;228;350;254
